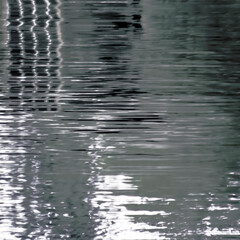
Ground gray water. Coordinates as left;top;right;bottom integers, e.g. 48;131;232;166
0;0;239;239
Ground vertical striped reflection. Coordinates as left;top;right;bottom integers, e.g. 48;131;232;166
6;0;63;112
0;0;63;239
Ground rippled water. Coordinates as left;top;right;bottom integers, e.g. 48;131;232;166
0;0;240;239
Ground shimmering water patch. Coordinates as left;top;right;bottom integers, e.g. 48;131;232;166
0;0;239;239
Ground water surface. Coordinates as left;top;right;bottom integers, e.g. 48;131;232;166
0;0;239;239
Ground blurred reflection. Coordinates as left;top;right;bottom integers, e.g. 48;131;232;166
0;0;8;80
140;1;240;238
1;0;239;239
82;1;168;239
192;3;240;236
6;0;63;112
82;0;143;102
183;1;240;98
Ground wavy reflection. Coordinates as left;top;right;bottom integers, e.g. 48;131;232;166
0;103;41;239
0;0;63;238
6;0;63;112
1;0;239;239
82;1;169;239
0;113;26;239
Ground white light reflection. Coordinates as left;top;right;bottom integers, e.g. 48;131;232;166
0;107;29;239
56;0;64;75
208;204;238;211
16;0;24;79
43;0;64;109
204;227;240;237
87;120;170;239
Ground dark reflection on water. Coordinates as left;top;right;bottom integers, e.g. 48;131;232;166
0;0;240;239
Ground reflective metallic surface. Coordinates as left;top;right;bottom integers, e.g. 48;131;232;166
0;0;239;239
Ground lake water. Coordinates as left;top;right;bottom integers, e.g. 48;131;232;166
0;0;239;239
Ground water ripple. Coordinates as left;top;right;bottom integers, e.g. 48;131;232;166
0;0;239;239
